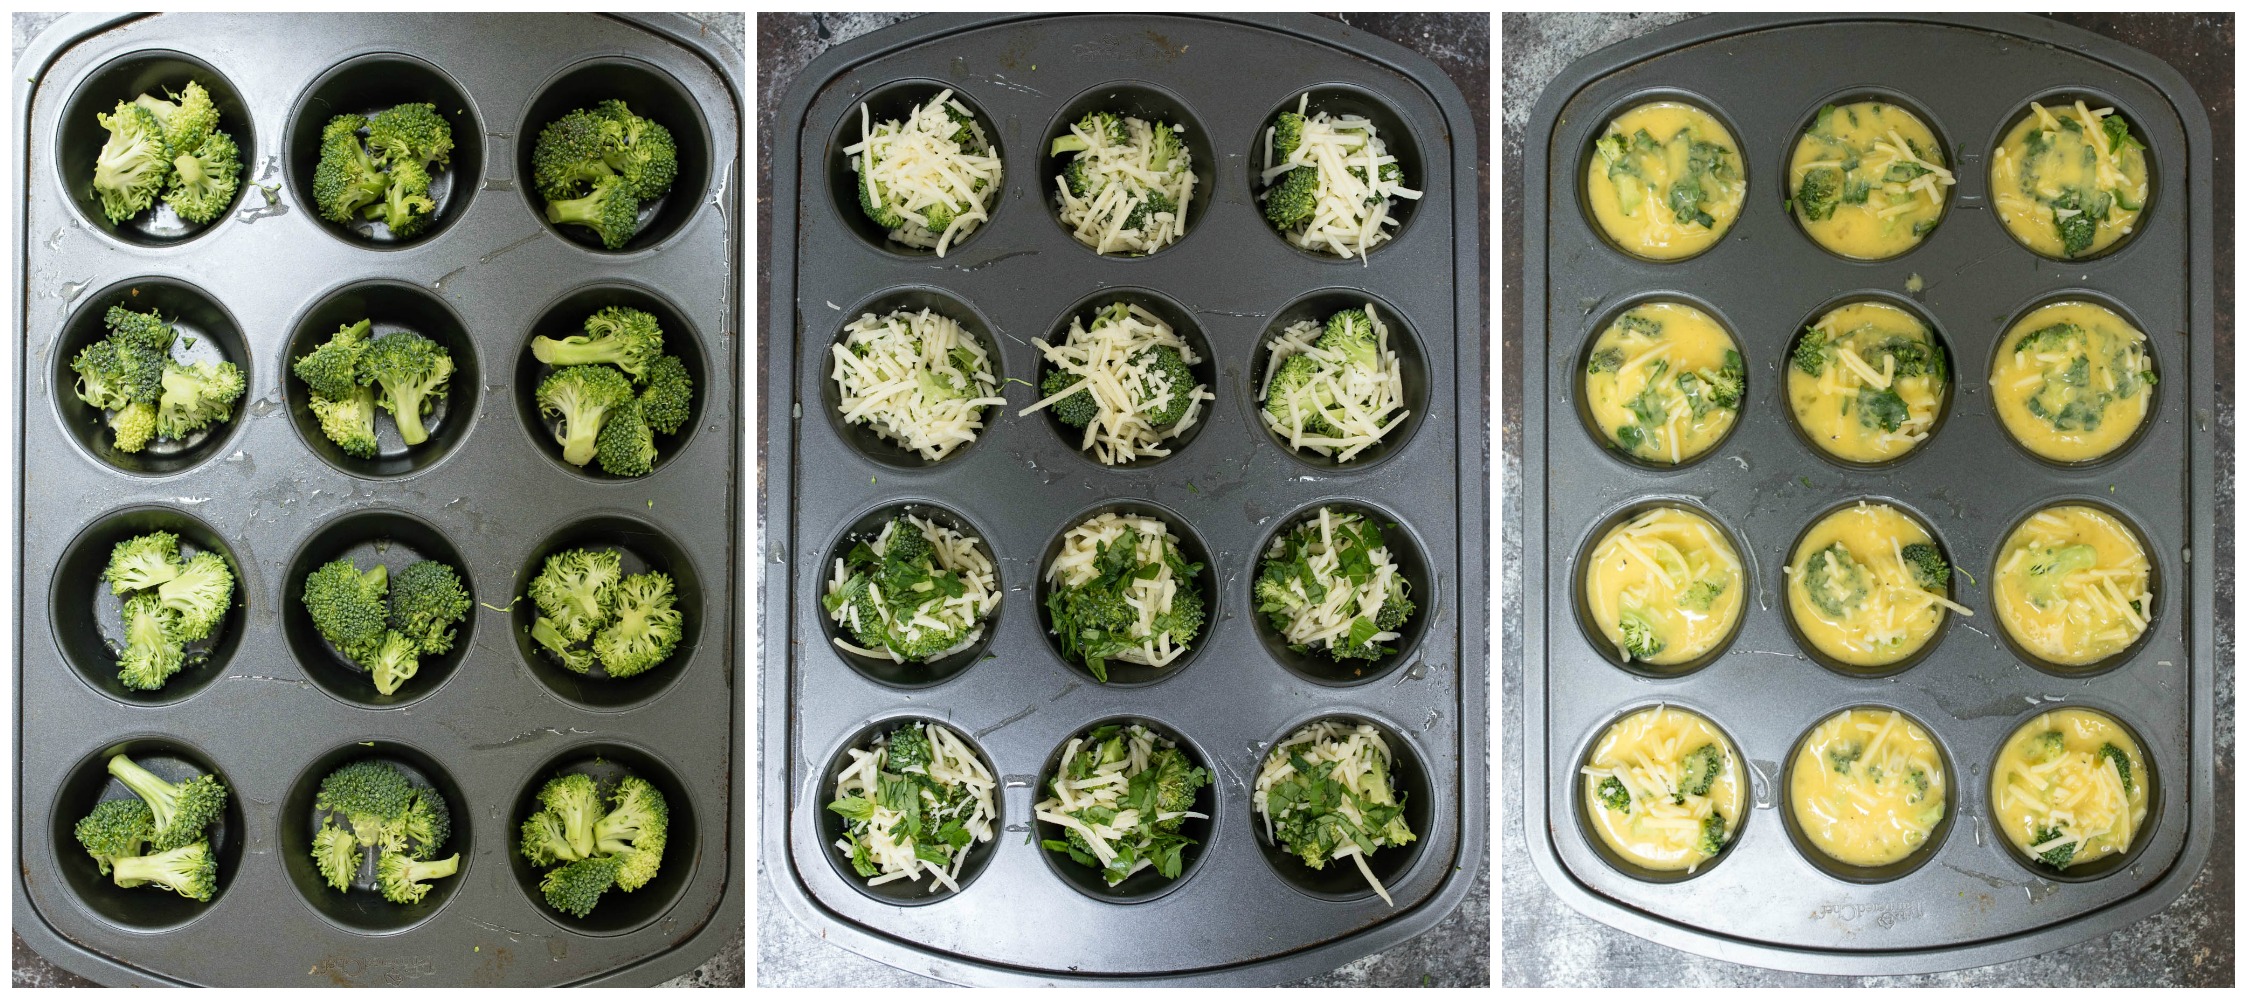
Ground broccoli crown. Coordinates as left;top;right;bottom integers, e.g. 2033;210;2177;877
118;592;186;690
314;115;391;224
388;560;470;656
375;849;459;905
534;307;665;380
111;840;217;902
1262;164;1318;230
1262;353;1340;435
108;753;227;852
638;354;694;435
158;550;234;642
93;102;172;223
538;364;636;467
293;319;372;400
108;402;159;453
1129;345;1197;426
1318;309;1379;370
1616;606;1665;660
592;571;683;678
107;531;183;594
1799;542;1871;618
2096;742;2135;795
1680;743;1723;798
595;398;658;477
1272;111;1307;160
316;759;414;849
1792;327;1832;377
155;360;245;439
1900;542;1950;590
540;855;620;918
538;773;606;862
309;386;381;459
544;170;641;249
1040;368;1099;428
1696;810;1730;857
533;109;618;200
399;785;453;861
163;127;241;224
593;99;678;202
529;547;624;645
366;629;421;697
134;81;218;152
1595;775;1632;813
303;558;390;661
312;819;359;891
366;103;453;171
356;332;453;447
75;797;155;875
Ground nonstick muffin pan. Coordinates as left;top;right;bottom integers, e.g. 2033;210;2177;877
763;13;1485;985
13;12;741;986
1520;14;2214;974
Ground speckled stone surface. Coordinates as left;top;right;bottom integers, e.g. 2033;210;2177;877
1500;12;2234;987
7;11;744;988
755;12;1490;988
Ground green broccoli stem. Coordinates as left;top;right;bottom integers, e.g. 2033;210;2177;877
387;384;431;446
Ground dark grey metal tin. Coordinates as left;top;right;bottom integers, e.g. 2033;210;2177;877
13;12;743;986
761;13;1485;985
1521;14;2214;973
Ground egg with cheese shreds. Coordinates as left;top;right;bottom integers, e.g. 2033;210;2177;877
1582;506;1743;667
1581;705;1742;872
1785;502;1967;668
1582;302;1742;465
1787;301;1948;463
1990;709;2150;872
1994;504;2153;666
1585;101;1745;260
1990;100;2151;259
1989;301;2157;464
1787;102;1953;260
1790;708;1947;868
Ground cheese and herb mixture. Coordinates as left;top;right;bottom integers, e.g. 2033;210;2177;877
823;512;999;664
1255;720;1418;905
845;91;1001;256
1254;507;1417;665
1991;100;2151;259
1042;512;1206;683
1019;302;1211;465
1036;723;1211;885
830;307;1007;462
1586;101;1746;260
1582;302;1743;465
1581;705;1741;873
1786;102;1954;260
1257;303;1410;462
1258;94;1422;261
1788;301;1948;463
1991;709;2149;872
1784;502;1969;668
827;722;996;893
1583;506;1745;667
1789;708;1946;868
1989;301;2157;464
1994;505;2153;667
1050;112;1194;255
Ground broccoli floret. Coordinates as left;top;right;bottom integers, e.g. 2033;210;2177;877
1702;350;1745;408
1262;354;1339;435
294;319;372;400
1150;121;1185;172
398;786;452;861
591;99;677;202
134;81;218;153
162;127;239;224
1587;347;1625;375
1679;577;1726;612
108;402;158;453
1616;606;1665;660
75;798;154;875
1680;743;1723;798
638;354;693;436
316;759;415;850
1060;157;1100;200
1272;112;1307;160
1040;368;1098;428
366;102;453;173
111;840;217;901
1900;542;1950;590
2022;729;2068;765
92;101;172;223
2025;544;2098;608
117;592;185;691
106;531;182;594
1857;386;1909;433
363;629;420;696
595;398;658;477
105;305;176;398
1262;165;1318;230
592;776;668;891
1123;189;1178;230
1793;327;1832;377
1696;811;1729;856
857;152;906;228
537;773;605;862
313;115;391;224
1800;543;1871;617
356;332;452;447
1596;775;1632;813
537;364;635;467
593;571;682;678
310;386;380;459
157;550;233;642
387;560;469;656
70;340;135;412
312;819;358;891
2032;824;2077;869
375;849;459;905
1794;166;1842;222
366;156;437;238
1154;584;1206;649
1375;579;1416;632
2096;743;2135;795
1318;309;1379;370
529;547;624;645
108;753;226;852
532;108;616;201
154;360;244;440
534;306;664;381
1151;747;1208;815
1052;111;1127;156
1129;346;1196;426
519;809;582;866
1905;768;1931;804
302;558;390;662
545;170;640;249
540;855;620;918
1829;741;1863;774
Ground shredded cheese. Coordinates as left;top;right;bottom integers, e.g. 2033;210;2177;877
1255;720;1416;905
1256;303;1410;462
845;92;1002;256
1258;93;1421;261
830;307;1006;462
1018;302;1212;464
1045;512;1196;668
1051;115;1196;255
829;722;997;893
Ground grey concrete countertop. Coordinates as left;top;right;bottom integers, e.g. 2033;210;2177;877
755;12;1490;987
1500;12;2234;987
7;11;745;988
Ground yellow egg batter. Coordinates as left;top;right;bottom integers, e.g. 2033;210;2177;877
1788;101;1953;259
1786;502;1966;668
1990;708;2150;872
1990;301;2156;464
1583;302;1741;465
1991;100;2152;259
1787;301;1947;463
1789;708;1946;867
1583;506;1745;667
1582;705;1743;872
1994;504;2153;666
1585;102;1746;260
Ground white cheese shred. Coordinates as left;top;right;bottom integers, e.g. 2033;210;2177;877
831;307;1006;462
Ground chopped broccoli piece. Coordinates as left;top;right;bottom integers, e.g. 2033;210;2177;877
540;855;620;918
387;560;470;656
537;364;636;467
312;819;359;891
1679;743;1723;797
157;550;233;642
592;571;683;678
1900;542;1949;589
1792;327;1831;377
1800;542;1871;617
162;127;240;224
1595;775;1631;813
356;332;453;447
534;306;664;381
594;398;658;477
302;558;390;663
106;531;183;594
638;354;694;436
133;81;218;152
155;360;244;440
108;753;227;852
1616;606;1665;660
375;849;459;905
545;170;640;249
309;386;381;459
313;115;390;224
75;797;155;876
111;840;217;901
92;102;172;224
2025;544;2098;608
1696;810;1729;856
2096;743;2135;795
528;547;623;646
293;319;372;400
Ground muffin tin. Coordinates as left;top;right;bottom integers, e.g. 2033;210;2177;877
763;13;1484;985
1520;14;2213;973
12;13;741;985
